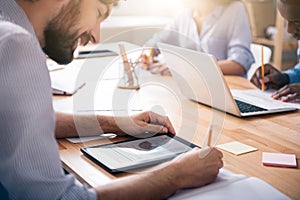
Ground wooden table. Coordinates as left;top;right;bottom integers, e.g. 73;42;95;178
54;42;299;199
57;75;300;199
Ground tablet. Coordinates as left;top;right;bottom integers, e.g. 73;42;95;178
81;133;198;173
75;49;118;58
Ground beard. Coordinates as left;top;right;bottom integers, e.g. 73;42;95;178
43;0;83;64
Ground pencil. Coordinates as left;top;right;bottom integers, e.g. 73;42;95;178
207;125;213;147
261;46;265;91
119;44;134;86
119;44;128;62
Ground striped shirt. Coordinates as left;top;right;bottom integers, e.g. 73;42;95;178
0;0;97;199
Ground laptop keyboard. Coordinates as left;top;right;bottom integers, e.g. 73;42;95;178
235;99;267;113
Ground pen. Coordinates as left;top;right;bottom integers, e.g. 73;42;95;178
207;125;213;147
73;82;86;94
261;46;265;91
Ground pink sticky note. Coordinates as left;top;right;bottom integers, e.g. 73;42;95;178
262;152;297;168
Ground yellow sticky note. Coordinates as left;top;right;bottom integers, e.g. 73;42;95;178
217;141;258;155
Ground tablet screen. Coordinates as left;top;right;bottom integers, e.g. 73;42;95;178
81;134;197;173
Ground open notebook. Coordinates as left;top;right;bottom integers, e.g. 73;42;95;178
47;59;86;95
169;169;290;200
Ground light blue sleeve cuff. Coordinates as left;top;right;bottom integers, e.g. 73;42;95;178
227;47;255;72
284;62;300;84
297;40;300;57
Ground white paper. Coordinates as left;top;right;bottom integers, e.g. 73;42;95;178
66;134;116;143
169;169;245;199
169;169;290;200
231;89;300;110
47;59;65;71
49;60;86;95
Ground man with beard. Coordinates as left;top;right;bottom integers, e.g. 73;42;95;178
251;0;300;102
0;0;223;199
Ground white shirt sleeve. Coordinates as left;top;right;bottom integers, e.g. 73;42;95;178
224;2;255;71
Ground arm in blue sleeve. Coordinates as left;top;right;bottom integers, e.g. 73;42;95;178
284;62;300;84
284;42;300;84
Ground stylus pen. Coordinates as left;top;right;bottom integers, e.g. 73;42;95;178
207;125;213;147
261;46;265;91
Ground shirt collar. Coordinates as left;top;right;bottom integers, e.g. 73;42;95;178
0;0;36;36
205;5;225;23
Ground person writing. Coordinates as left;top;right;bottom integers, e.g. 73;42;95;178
0;0;223;199
251;0;300;102
145;0;254;76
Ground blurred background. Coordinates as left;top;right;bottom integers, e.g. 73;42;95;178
100;0;298;71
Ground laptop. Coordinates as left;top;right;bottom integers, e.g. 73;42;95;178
158;43;297;117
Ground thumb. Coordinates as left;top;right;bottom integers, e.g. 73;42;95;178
199;147;213;159
260;76;270;84
145;124;169;134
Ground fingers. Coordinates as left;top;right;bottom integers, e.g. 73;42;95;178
147;62;172;76
147;63;164;70
219;158;224;169
198;147;212;159
264;63;279;74
175;147;223;188
198;147;223;167
251;66;269;89
207;147;223;160
163;116;176;135
281;93;298;102
148;111;176;135
160;68;172;76
206;148;223;169
250;64;280;90
250;69;261;89
142;111;176;135
149;65;170;76
272;85;288;99
272;84;300;102
144;124;169;134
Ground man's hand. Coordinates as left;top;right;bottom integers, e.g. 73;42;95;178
95;147;223;199
271;83;300;102
113;111;176;137
169;147;223;188
250;64;289;90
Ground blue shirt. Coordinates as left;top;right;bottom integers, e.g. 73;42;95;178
0;0;96;199
146;2;255;72
284;40;300;84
